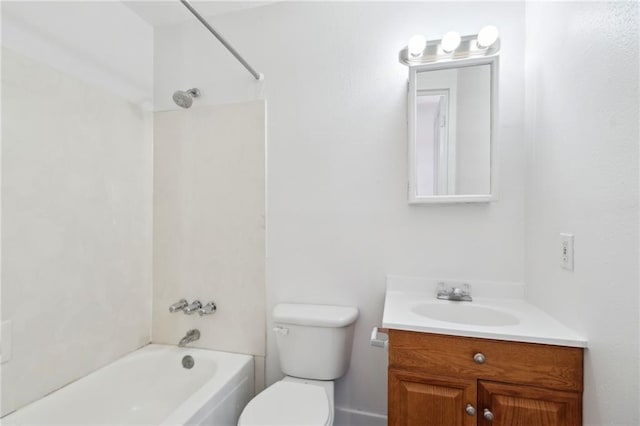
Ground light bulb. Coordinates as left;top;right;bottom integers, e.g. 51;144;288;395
477;25;499;49
408;34;427;57
441;31;461;53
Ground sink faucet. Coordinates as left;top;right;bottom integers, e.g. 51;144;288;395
178;329;200;347
437;282;472;302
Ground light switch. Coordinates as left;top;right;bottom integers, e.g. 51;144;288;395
560;233;574;271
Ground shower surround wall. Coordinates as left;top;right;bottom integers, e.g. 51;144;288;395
152;101;266;386
2;1;267;415
1;49;153;416
0;2;153;416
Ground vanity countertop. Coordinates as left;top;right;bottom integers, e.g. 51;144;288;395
382;276;588;348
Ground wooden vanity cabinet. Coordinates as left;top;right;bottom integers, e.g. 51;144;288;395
389;370;477;426
388;330;583;426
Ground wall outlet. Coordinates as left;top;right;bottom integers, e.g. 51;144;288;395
1;320;12;364
560;233;574;271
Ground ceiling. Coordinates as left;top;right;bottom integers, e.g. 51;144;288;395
122;1;274;27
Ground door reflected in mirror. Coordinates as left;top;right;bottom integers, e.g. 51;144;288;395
409;59;497;203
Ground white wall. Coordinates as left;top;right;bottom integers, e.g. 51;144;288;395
2;1;153;108
524;2;639;424
1;2;154;416
154;2;526;419
152;101;265;362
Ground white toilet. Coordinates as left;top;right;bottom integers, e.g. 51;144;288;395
238;303;359;426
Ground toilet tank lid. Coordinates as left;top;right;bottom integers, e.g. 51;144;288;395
273;303;359;327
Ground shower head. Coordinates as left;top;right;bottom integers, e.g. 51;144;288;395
172;88;200;109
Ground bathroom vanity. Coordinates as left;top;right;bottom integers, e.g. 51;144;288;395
388;330;582;425
381;277;587;426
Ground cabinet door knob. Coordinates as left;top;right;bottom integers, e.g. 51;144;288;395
473;352;486;364
465;404;476;416
483;408;494;421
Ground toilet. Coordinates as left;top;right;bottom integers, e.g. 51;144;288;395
238;303;359;426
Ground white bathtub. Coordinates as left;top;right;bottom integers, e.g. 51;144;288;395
2;344;254;425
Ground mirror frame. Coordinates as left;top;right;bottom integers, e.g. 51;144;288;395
407;55;499;204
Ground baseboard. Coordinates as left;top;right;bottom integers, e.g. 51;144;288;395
334;406;387;426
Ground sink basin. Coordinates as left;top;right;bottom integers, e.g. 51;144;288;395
411;302;520;327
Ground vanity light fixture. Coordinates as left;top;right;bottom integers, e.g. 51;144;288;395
399;26;500;66
441;31;461;53
477;25;499;49
408;34;427;57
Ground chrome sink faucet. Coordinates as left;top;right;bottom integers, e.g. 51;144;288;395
178;329;200;347
437;282;472;302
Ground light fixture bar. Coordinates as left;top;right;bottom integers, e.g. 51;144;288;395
399;34;500;67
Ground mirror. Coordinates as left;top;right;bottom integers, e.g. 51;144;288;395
408;57;498;203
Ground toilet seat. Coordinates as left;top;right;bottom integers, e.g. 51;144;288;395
238;380;331;426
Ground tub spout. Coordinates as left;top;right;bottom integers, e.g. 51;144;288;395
178;329;200;347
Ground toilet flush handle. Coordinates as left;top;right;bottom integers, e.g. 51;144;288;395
273;326;289;335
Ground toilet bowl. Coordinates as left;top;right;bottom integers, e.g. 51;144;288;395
238;377;334;426
237;303;358;426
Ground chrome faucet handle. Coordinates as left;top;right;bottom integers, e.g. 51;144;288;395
437;282;472;302
183;300;202;315
169;299;189;313
198;302;217;316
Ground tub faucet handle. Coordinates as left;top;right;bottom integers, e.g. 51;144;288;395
198;302;217;316
169;299;188;313
183;300;202;315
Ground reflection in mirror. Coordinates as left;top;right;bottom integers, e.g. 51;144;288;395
415;64;491;197
408;57;497;204
416;90;450;196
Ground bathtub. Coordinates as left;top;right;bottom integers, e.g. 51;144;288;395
3;344;254;425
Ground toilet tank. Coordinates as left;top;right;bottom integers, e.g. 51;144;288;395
273;303;359;380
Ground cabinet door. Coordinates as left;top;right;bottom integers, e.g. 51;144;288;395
389;369;477;426
478;381;582;426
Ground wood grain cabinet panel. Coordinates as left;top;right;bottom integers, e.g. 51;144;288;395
388;330;584;426
478;381;581;426
389;370;476;426
389;330;583;392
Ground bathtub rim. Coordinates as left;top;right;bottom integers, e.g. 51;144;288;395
2;343;255;425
